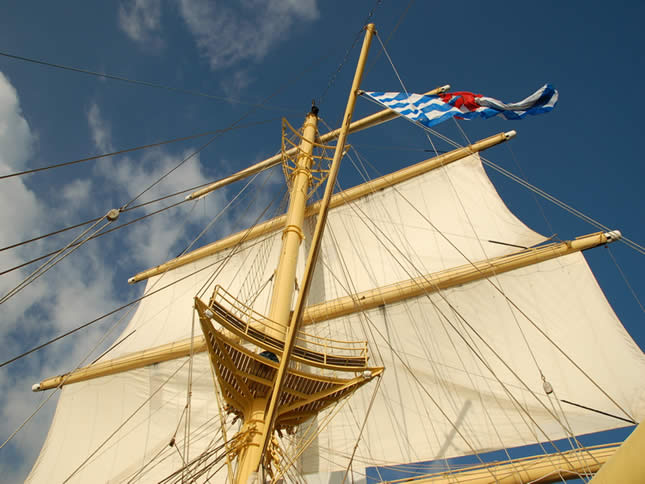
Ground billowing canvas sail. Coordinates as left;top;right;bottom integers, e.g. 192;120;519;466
312;153;546;301
28;355;220;483
27;153;645;482
298;252;645;476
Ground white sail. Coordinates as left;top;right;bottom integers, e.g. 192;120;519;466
27;152;644;482
300;252;645;476
312;152;545;300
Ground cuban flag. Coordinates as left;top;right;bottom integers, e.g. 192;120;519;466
363;84;558;128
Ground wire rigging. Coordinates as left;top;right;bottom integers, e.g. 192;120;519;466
1;45;317;293
0;50;299;114
317;0;383;107
0;174;286;368
360;92;645;256
605;245;645;315
1;198;187;277
0;214;111;304
0;119;277;181
364;0;416;77
1;174;221;255
349;134;636;423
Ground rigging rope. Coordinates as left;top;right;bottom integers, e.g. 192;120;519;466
328;173;527;474
184;308;198;475
504;141;559;239
332;170;594;469
195;187;287;300
0;198;188;276
0;233;279;368
0;119;277;181
1;34;343;289
62;359;190;483
341;375;383;484
364;0;416;76
1;172;232;256
317;0;383;107
361;92;645;256
0;215;112;304
352;146;637;423
0;118;267;291
0;50;299;114
606;245;645;316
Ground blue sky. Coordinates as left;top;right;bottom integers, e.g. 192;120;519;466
0;1;643;482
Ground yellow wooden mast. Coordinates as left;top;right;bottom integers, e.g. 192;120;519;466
232;105;319;484
248;23;376;481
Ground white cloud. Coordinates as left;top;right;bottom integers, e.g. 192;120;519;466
0;73;127;483
220;69;252;100
178;0;319;70
0;67;267;481
0;72;34;171
118;0;164;49
87;102;113;153
61;179;92;212
0;72;45;328
87;101;225;268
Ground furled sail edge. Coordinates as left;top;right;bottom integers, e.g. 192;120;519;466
33;230;618;391
128;131;516;284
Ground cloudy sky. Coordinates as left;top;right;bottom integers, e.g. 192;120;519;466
1;1;644;482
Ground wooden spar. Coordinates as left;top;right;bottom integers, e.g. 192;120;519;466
238;23;377;483
589;422;645;483
265;110;317;332
301;230;622;324
33;230;620;391
230;108;320;482
389;444;619;484
32;338;208;391
128;130;515;284
184;84;450;202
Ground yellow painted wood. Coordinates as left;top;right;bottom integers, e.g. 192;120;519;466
129;131;514;284
266;111;318;332
35;231;614;391
184;85;449;202
589;422;645;483
246;23;376;483
302;231;614;324
34;337;207;390
398;444;618;484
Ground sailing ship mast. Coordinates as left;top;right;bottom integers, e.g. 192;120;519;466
24;20;645;484
195;24;380;483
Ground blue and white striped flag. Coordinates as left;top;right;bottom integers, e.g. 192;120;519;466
364;84;558;128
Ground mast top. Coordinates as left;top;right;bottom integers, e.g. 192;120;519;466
310;100;319;116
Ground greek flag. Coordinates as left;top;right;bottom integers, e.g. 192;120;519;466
364;84;558;128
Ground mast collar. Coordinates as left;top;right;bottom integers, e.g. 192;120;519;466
603;230;622;243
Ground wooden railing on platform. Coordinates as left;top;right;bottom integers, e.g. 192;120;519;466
203;287;369;370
